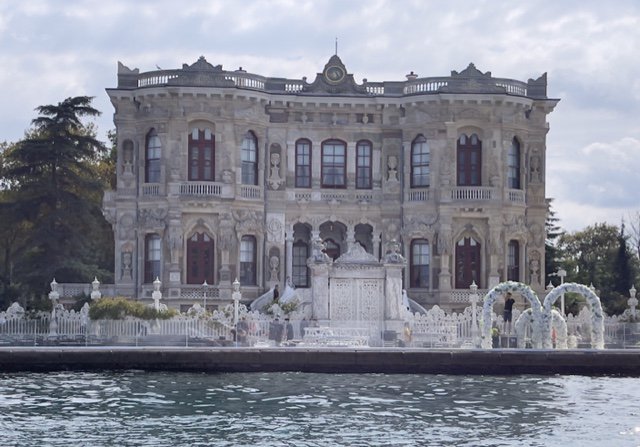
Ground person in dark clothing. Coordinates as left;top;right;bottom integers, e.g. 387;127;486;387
503;293;515;334
284;318;294;342
272;284;280;304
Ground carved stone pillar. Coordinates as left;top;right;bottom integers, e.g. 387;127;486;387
346;226;356;251
372;233;381;260
309;262;331;321
285;233;294;286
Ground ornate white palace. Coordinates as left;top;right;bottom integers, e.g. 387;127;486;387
101;54;558;317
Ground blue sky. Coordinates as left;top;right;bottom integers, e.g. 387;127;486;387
1;0;639;232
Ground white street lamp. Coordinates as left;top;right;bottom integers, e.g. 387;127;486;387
548;268;567;315
202;280;208;311
557;269;566;315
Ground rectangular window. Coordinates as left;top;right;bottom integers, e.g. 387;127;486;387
411;136;430;187
144;234;161;283
145;132;161;183
188;128;215;181
295;140;311;188
356;141;372;189
240;236;256;285
241;133;257;185
321;141;346;188
410;240;430;288
507;240;520;281
292;242;309;287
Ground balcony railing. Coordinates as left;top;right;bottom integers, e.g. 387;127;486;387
450;186;494;201
141;183;161;196
240;185;262;199
179;182;223;197
287;189;380;204
408;188;430;202
506;189;526;204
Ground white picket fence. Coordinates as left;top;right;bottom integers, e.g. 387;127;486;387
0;300;637;348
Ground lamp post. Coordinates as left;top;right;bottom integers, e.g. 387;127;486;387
202;280;208;312
548;268;567;315
557;268;566;315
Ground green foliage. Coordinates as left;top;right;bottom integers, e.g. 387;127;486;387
545;199;565;282
0;97;115;304
559;222;640;314
88;297;177;320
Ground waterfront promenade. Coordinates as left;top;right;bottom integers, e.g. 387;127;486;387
1;347;640;375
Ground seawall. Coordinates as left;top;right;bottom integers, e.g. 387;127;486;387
1;347;640;375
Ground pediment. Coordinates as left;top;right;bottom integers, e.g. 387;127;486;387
302;55;368;95
335;243;380;265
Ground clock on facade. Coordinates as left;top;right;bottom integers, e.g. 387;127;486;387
325;65;345;83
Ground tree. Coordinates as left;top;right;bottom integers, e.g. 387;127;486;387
0;96;114;305
545;198;565;284
612;223;636;297
559;223;638;314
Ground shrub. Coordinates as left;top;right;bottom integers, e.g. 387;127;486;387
88;297;177;320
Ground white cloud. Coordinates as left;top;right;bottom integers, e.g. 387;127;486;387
0;0;639;234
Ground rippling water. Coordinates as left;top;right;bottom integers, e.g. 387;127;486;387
1;371;639;446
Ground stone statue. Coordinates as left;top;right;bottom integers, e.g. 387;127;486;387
122;251;132;279
311;236;331;263
268;152;284;189
530;154;541;182
387;155;398;182
269;255;280;282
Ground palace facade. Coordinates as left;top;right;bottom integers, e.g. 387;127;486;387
102;54;558;312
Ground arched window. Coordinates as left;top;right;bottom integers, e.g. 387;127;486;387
457;133;481;186
455;236;481;288
356;140;372;189
187;232;214;284
189;127;215;181
144;233;161;283
507;240;520;282
241;131;258;185
145;129;161;183
292;240;310;287
508;137;521;189
240;235;257;285
323;238;340;260
321;140;346;188
411;135;430;187
295;139;312;188
410;239;430;288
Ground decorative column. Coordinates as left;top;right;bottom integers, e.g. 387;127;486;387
469;281;480;347
90;277;101;300
232;278;241;326
438;225;452;292
167;220;183;288
372;233;381;260
383;240;406;334
307;236;332;322
285;233;294;286
48;279;60;337
629;286;638;320
152;277;162;311
346;225;356;251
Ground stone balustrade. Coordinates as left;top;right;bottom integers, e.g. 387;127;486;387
121;61;548;100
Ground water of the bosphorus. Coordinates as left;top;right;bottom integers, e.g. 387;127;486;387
1;371;639;446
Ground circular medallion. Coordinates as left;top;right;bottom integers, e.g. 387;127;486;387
325;65;345;83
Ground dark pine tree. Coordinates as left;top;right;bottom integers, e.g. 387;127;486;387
1;96;113;302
